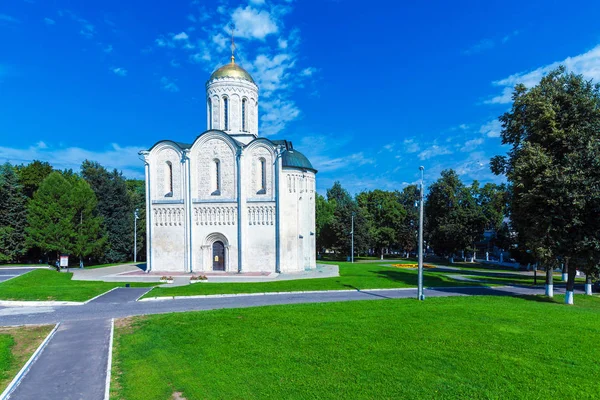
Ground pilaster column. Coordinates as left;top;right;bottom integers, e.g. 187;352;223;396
183;149;193;273
140;151;152;273
236;148;244;273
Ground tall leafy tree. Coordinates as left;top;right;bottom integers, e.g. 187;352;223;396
0;163;28;262
357;190;406;257
81;161;133;263
315;193;335;254
325;182;367;256
396;185;419;256
126;179;146;261
70;176;106;265
16;160;53;199
425;170;486;262
491;66;600;303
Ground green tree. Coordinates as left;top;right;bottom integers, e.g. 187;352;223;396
357;190;406;257
15;160;53;198
325;182;367;257
396;185;419;256
315;193;335;254
70;177;106;266
491;66;600;303
0;163;28;262
126;179;146;261
26;171;106;263
81;161;133;263
425;170;486;262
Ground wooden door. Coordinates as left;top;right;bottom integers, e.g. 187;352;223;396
212;241;225;271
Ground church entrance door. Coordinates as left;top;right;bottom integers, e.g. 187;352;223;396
212;241;225;271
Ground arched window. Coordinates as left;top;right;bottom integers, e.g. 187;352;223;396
212;159;221;195
208;98;212;130
257;157;266;194
223;97;229;130
242;98;247;132
165;161;173;197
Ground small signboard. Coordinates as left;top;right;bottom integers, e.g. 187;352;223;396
60;255;69;268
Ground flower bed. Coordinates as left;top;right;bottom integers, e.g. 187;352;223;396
391;263;436;269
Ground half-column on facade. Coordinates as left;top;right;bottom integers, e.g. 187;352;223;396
140;56;317;273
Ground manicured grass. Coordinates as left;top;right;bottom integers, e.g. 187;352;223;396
0;325;54;392
142;262;482;299
111;295;600;400
0;270;156;302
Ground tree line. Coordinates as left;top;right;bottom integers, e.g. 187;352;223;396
0;160;145;266
316;176;507;261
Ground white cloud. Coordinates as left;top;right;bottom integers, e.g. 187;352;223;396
487;44;600;104
0;142;145;179
231;6;278;40
461;138;484;152
170;59;181;68
44;17;55;25
479;119;501;138
104;44;113;53
300;67;317;77
259;96;300;136
111;67;127;77
160;76;179;92
418;145;452;160
63;10;95;38
278;38;288;49
403;139;420;154
173;32;189;40
0;14;20;23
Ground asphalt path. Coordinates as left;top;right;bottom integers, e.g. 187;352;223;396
0;284;582;328
0;268;34;283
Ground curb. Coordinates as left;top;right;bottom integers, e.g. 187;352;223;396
0;300;84;307
0;322;61;400
104;318;114;400
138;287;418;302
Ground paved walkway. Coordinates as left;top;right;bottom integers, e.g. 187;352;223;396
0;268;34;283
9;319;112;400
0;283;587;399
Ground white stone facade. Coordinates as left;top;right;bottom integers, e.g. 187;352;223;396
141;62;316;274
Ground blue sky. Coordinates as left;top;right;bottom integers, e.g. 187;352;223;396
2;0;600;194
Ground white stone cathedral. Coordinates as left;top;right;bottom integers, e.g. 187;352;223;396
140;55;317;273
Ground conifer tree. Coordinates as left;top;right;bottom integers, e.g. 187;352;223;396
0;163;28;262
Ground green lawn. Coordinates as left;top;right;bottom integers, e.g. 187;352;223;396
111;295;600;400
142;261;484;299
0;325;54;392
0;270;156;302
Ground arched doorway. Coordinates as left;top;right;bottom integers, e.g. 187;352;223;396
212;241;225;271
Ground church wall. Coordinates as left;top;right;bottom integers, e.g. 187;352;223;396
279;169;317;272
151;146;183;201
192;137;237;200
191;203;238;272
244;202;276;271
151;204;186;271
244;144;274;199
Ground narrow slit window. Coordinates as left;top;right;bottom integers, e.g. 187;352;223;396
166;161;173;197
257;158;266;194
242;98;247;132
223;97;229;130
212;159;221;195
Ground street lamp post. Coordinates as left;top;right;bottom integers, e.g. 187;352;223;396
351;213;355;263
134;208;139;263
418;166;425;301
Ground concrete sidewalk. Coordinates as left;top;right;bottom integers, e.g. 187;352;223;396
9;319;112;400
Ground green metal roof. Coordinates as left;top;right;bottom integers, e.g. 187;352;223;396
282;150;316;172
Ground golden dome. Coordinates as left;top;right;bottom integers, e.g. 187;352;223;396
209;60;255;84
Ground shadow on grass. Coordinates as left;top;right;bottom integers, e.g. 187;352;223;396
341;283;393;299
372;269;487;288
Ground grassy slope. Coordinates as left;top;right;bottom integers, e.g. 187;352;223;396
0;325;54;392
0;270;156;302
143;261;482;298
112;295;600;400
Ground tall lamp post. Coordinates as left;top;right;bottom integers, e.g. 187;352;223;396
418;166;425;301
134;208;139;263
351;213;355;263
